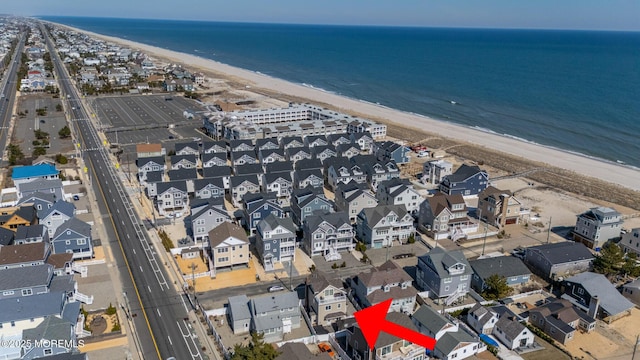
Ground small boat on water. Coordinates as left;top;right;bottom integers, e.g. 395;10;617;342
450;100;457;105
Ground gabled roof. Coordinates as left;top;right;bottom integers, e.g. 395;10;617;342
12;164;59;180
280;136;304;148
295;168;323;181
445;164;487;183
23;315;72;343
194;177;225;191
156;180;188;194
256;138;280;149
47;253;74;270
168;168;198;181
228;294;251;320
174;141;199;152
145;170;164;183
191;201;230;221
136;156;165;167
357;260;413;288
263;172;292;184
359;204;410;227
351;131;373;140
0;264;53;291
286;146;311;156
435;331;477;356
202;165;232;178
470;256;531;281
0;291;65;323
201;140;227;152
295;157;323;171
202;152;227;163
170;154;198;165
235;163;264;176
40;200;75;220
17;191;56;206
306;270;344;294
259;148;285;158
257;213;296;234
0;227;14;246
230;174;260;188
310;144;336;157
0;241;48;265
15;224;47;240
305;211;349;231
17;179;63;194
525;242;594;265
208;222;248;248
231;150;258;160
412;305;451;335
265;161;294;174
304;135;328;145
495;315;527;341
564;272;634;316
418;247;472;278
251;291;299;314
229;139;253;150
54;217;91;239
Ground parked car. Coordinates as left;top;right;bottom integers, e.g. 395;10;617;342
318;343;335;358
73;195;80;201
268;285;285;293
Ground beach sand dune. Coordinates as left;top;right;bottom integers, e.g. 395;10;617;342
48;22;640;207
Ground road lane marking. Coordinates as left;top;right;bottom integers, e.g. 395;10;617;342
157;308;161;317
147;285;152;293
168;336;173;345
139;266;143;273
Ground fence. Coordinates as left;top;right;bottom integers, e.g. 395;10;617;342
203;306;232;360
300;304;316;336
329;331;352;360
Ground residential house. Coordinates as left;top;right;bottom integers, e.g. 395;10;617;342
231;150;259;167
136;156;166;183
350;132;374;153
351;260;417;313
277;343;331;360
12;164;60;186
174;141;200;156
193;177;225;200
311;144;337;163
206;222;250;277
52;218;93;259
201;153;227;168
492;315;533;350
523;242;594;281
327;133;352;147
250;291;301;343
0;242;50;269
466;303;500;335
477;186;527;227
167;168;198;193
0;206;38;231
17;192;55;215
620;228;640;257
229;175;261;208
14;224;49;245
529;299;596;344
202;166;232;189
325;157;367;190
422;160;453;185
412;305;483;360
362;159;401;191
622;279;640;306
256;138;280;151
356;204;415;248
255;214;297;271
469;256;531;293
143;171;164;196
416;247;473;302
0;291;78;338
0;264;53;300
235;163;264;178
418;192;477;241
345;312;425;360
304;271;347;326
264;161;293;175
259;148;287;164
295;158;324;173
334;182;378;222
280;136;305;150
136;143;164;158
201;140;227;154
155;181;188;217
302;211;353;259
242;193;284;235
561;272;634;322
189;200;231;245
376;178;422;216
17;179;64;202
286;147;313;164
170;154;198;170
229;139;254;152
262;172;293;199
291;188;334;227
293;169;324;190
22;315;80;359
336;142;361;159
228;294;251;335
439;164;489;197
304;135;328;148
373;141;411;165
572;207;623;250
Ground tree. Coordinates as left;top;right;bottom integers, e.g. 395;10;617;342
58;126;71;139
622;252;640;278
55;154;68;164
482;274;512;300
231;332;280;360
7;144;24;165
593;242;624;277
32;147;46;157
55;104;63;112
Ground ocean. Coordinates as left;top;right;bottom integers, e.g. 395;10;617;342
41;17;640;167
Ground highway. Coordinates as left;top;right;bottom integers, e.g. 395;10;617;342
0;36;24;157
42;24;203;360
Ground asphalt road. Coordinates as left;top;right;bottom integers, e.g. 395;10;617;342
42;24;202;360
0;36;24;158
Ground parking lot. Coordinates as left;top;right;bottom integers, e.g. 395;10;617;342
14;94;74;156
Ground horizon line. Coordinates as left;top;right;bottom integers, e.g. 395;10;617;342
24;14;640;33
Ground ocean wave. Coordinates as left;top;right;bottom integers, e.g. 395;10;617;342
300;83;338;95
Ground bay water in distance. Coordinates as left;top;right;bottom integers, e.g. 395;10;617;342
42;17;640;167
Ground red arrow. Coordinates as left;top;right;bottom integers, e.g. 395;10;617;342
354;299;436;350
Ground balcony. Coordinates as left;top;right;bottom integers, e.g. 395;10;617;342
377;344;423;360
317;292;346;305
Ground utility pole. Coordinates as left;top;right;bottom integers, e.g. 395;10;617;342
289;258;293;291
546;216;552;244
190;262;198;304
632;334;639;360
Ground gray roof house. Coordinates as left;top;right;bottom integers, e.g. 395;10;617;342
418;192;477;241
193;177;225;200
201;140;227;154
17;192;55;216
620;228;640;257
0;264;53;299
412;304;459;341
302;211;353;259
466;303;500;335
351;260;417;313
561;272;634;322
201;152;227;168
361;159;401;191
438;164;489;197
327;133;352;147
229;139;254;152
242;193;284;235
22;315;77;360
469;256;531;293
345;312;424;360
304;135;328;148
376;178;422;216
529;299;596;344
356;204;415;248
250;291;301;343
304;271;347;326
170;154;198;170
39;200;76;238
228;294;252;334
230;150;259;167
336;142;361;159
291;188;334;227
334;182;378;222
280;136;305;150
292;169;324;190
256;138;280;151
234;163;264;178
155;181;189;217
262;172;293;199
572;206;623;250
310;144;337;164
256;214;297;271
492;315;533;350
143;170;164;195
189;200;231;245
373;141;411;165
17;179;64;202
523;241;594;281
622;278;640;306
264;161;294;175
416;247;472;303
325;157;367;191
14;224;49;245
202;165;232;189
350;131;374;153
0;291;74;340
286;146;312;164
259;148;287;164
229;174;261;208
136;156;166;183
295;157;324;173
174;141;199;155
52;218;93;260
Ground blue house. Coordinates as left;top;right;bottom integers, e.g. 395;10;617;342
469;256;531;293
52;218;93;260
12;164;59;186
291;188;334;227
242;193;284;235
439;164;489;196
373;141;411;165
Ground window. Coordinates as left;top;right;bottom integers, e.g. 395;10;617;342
325;305;332;311
2;291;14;296
22;289;33;296
265;243;270;251
218;257;229;262
381;345;391;356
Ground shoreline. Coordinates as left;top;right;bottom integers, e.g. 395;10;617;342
45;21;640;193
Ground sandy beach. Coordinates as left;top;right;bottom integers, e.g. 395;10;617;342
50;22;640;193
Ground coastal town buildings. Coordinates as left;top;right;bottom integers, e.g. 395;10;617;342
572;206;623;250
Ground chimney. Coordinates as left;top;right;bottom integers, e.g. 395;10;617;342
500;194;510;228
588;295;600;318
